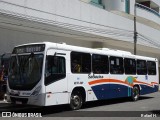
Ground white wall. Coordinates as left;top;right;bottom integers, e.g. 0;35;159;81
0;27;93;54
130;0;136;15
136;7;160;26
0;0;160;54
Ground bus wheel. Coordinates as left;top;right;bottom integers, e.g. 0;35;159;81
131;86;140;101
70;91;82;110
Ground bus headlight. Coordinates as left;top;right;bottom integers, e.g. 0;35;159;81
31;86;41;96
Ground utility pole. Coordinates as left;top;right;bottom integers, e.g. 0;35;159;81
134;3;137;55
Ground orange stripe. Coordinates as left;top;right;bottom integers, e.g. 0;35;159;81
109;79;127;85
134;81;152;87
134;81;158;87
89;79;132;87
89;79;110;85
89;78;158;87
151;82;159;84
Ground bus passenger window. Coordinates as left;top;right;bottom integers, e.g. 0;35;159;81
45;56;66;85
92;54;109;74
71;52;91;73
124;58;136;75
147;61;156;75
137;60;147;75
110;56;124;74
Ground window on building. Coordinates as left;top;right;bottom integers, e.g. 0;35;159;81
124;58;136;74
92;54;109;74
136;0;159;16
110;56;124;74
137;60;147;75
147;61;156;75
71;52;91;73
90;0;104;9
91;0;101;4
125;0;130;14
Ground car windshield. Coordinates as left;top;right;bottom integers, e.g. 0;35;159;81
8;53;43;90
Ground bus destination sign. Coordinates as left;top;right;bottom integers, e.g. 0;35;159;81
12;44;45;54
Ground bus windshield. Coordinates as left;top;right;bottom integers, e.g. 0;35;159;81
8;53;43;90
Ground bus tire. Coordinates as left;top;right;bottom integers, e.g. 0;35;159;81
131;86;140;101
70;91;83;110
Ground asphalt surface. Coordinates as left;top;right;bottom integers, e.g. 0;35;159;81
0;92;160;120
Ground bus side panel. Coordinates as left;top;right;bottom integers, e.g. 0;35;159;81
45;92;69;106
109;75;131;99
138;61;159;95
90;83;110;100
67;73;99;102
140;85;159;95
89;82;131;100
140;74;159;95
88;75;132;100
44;73;69;106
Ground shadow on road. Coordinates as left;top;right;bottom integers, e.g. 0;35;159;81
82;96;154;109
0;95;154;116
150;110;160;115
139;96;154;100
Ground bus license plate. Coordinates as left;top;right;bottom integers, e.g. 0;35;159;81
16;101;22;104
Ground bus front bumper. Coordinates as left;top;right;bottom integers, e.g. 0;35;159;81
7;94;46;106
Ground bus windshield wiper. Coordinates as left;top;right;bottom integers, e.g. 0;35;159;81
26;52;35;62
24;52;35;76
15;53;23;84
16;53;20;68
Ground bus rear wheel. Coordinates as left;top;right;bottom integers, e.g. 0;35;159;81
131;86;140;101
70;91;83;110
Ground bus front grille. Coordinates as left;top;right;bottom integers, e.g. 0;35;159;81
10;97;28;104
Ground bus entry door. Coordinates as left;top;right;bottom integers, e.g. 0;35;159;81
45;49;68;105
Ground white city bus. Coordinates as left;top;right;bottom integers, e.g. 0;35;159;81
7;42;159;110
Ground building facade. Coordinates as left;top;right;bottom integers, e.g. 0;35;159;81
0;0;160;72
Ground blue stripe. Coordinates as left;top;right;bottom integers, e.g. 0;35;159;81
140;85;159;95
91;84;158;100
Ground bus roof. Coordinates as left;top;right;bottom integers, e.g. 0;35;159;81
15;42;158;61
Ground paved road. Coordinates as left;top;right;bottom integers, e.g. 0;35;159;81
0;92;160;120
